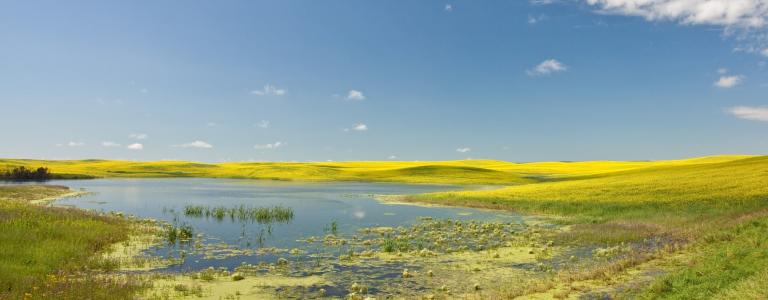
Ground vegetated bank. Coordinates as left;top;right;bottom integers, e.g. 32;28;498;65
404;155;768;298
0;185;152;299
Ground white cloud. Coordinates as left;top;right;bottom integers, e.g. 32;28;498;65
352;123;368;131
528;14;548;24
714;75;745;88
527;59;568;76
762;48;768;56
255;120;270;128
347;90;366;101
456;147;471;153
584;0;768;28
254;141;284;150
60;141;84;147
175;140;213;149
206;122;218;127
583;1;768;56
388;155;398;159
251;85;286;96
718;68;729;74
101;141;121;147
127;143;144;150
728;106;768;121
445;4;453;11
129;133;148;140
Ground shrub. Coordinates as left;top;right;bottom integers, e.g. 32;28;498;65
1;166;52;181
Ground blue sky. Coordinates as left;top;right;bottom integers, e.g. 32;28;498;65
1;0;767;162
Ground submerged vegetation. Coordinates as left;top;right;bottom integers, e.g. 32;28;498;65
182;204;294;224
147;217;559;299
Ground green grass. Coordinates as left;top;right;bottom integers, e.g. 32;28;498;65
639;213;768;299
0;185;145;299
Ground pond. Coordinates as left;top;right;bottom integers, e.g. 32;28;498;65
36;179;564;298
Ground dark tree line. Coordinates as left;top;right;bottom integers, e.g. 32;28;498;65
1;166;52;181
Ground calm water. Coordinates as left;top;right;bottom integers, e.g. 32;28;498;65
33;179;523;272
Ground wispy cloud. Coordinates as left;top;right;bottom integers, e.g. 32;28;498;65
347;90;366;101
528;14;548;24
175;140;213;149
101;141;121;147
527;59;568;76
444;4;453;12
129;133;148;140
58;141;84;147
456;147;471;153
251;85;286;96
727;106;768;122
254;141;284;150
255;120;270;128
127;143;144;150
714;75;745;88
206;122;218;127
352;123;368;131
388;155;397;159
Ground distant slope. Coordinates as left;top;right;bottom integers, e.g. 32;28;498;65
0;155;759;186
408;156;768;218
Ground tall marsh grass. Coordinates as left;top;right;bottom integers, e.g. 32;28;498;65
183;204;294;224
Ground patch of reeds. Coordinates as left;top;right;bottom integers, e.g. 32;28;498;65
183;204;294;224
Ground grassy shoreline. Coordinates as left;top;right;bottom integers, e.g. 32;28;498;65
0;185;151;299
402;156;768;298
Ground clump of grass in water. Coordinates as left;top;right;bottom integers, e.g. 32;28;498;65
182;205;294;224
382;237;411;253
183;205;204;217
325;220;338;235
166;223;194;245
